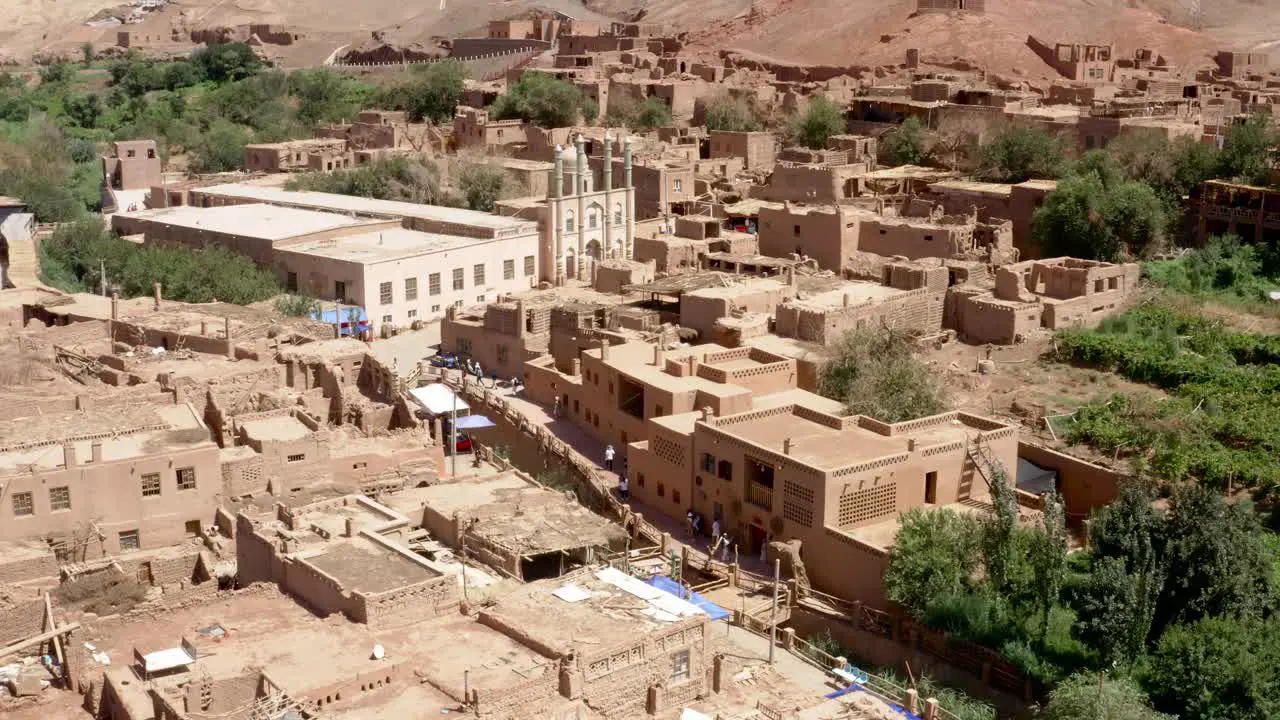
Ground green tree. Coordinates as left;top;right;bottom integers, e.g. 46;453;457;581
1156;486;1273;634
1029;493;1069;641
976;126;1064;183
38;62;74;87
634;97;672;130
818;326;947;422
288;69;374;126
377;60;466;123
790;96;844;150
980;463;1023;599
191;42;263;82
492;73;593;128
81;43;95;67
188;119;251;173
1070;555;1159;666
286;157;457;205
1144;616;1280;720
882;116;927;166
1217;113;1277;186
1043;671;1171;720
458;163;508;212
703;96;760;132
1032;173;1166;261
884;508;981;616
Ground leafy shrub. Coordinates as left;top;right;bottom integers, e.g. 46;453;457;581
818;327;947;421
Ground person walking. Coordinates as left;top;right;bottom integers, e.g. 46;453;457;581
604;444;615;471
618;474;629;501
711;517;721;547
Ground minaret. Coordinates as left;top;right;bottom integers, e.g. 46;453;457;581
552;145;564;285
623;135;634;259
575;133;587;278
603;131;613;258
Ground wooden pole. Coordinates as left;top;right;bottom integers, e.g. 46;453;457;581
0;623;82;661
769;558;780;664
44;593;65;674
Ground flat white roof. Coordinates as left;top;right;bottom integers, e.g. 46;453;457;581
195;184;539;236
120;204;374;241
282;228;496;264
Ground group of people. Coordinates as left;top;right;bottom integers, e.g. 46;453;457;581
458;357;522;394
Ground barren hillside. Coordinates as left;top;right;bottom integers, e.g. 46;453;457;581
4;0;1278;73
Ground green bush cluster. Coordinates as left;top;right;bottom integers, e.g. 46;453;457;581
40;219;281;305
818;326;948;422
1143;234;1280;303
1055;303;1280;490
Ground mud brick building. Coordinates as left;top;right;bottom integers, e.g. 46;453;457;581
708;130;777;170
774;269;948;345
757;204;864;272
0;402;220;557
1028;38;1116;83
243;138;352;173
235;494;460;627
1194;179;1280;244
524;340;802;462
101;140;162;193
628;399;1021;605
954;257;1140;344
393;470;628;581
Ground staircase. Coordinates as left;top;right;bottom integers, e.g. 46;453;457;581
1;214;37;288
966;436;1000;497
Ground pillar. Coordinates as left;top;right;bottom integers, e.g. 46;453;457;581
516;299;527;339
906;689;919;714
780;627;795;650
712;654;725;693
110;293;119;320
603;131;613;258
646;684;662;715
623;135;634;259
924;698;939;720
224;317;234;358
552;146;565;285
152;282;162;311
575;133;587;278
91;441;103;463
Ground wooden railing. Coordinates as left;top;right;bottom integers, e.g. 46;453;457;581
745;482;773;511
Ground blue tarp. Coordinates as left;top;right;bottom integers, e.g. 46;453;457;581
310;307;369;336
824;683;922;720
644;575;731;621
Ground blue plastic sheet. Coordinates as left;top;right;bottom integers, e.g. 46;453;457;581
645;575;731;621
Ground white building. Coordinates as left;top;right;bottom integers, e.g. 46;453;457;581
543;133;637;284
276;227;541;331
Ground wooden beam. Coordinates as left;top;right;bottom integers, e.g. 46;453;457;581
0;622;82;662
44;593;66;673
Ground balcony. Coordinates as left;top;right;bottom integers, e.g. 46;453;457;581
746;482;773;511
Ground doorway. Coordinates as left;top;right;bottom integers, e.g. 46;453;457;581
925;471;938;504
747;523;768;557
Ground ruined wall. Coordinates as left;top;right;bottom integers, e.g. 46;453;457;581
578;620;708;715
774;288;945;344
355;575;460;628
958;296;1042;344
473;663;559;719
0;595;48;646
859;219;974;260
1019;442;1124;523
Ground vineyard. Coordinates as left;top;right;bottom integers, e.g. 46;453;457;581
1054;303;1280;492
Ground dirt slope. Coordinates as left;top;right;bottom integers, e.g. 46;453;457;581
5;0;1279;73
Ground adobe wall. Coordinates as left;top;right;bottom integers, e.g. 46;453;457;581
0;550;57;585
632;236;708;272
757;206;861;272
708;131;776;170
761;164;865;204
916;0;986;11
958;295;1042;344
774;287;945;345
1018;441;1124;522
221;450;266;496
858;219;974;260
0;595;49;646
471;662;558;719
680;283;791;340
355;573;459;628
577;619;708;715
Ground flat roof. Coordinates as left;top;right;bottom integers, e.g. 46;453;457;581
928;180;1014;196
301;535;439;594
238;415;312;442
785;281;903;310
194;184;539;237
282;227;492;264
119;203;375;241
0;402;203;456
710;408;1005;471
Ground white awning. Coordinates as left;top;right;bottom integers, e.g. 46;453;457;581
409;384;470;415
139;646;195;674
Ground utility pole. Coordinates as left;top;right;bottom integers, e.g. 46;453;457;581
450;379;458;478
99;259;107;296
1097;670;1105;720
769;558;780;664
